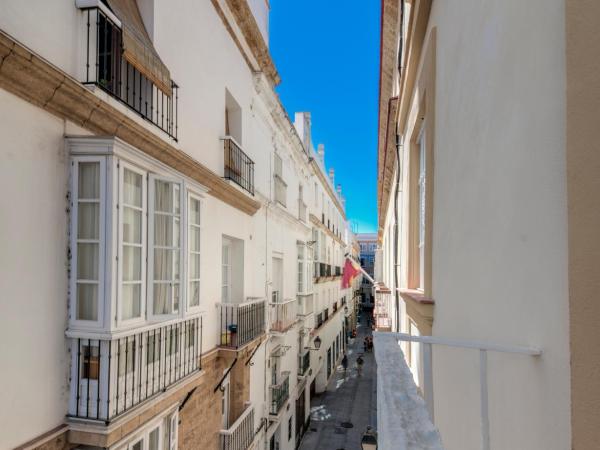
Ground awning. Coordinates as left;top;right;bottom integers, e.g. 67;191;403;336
106;0;172;96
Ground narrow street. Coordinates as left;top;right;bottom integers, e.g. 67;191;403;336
299;314;377;450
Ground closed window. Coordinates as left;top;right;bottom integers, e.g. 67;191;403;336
221;242;231;302
75;160;103;322
188;195;201;308
150;178;182;316
274;153;287;206
120;166;146;321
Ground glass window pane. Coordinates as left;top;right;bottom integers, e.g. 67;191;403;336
78;162;100;199
189;198;200;225
189;280;200;306
154;215;173;247
123;207;142;244
189;227;200;252
154;249;173;280
153;283;171;315
174;218;180;247
123;246;142;281
123;169;142;207
122;284;141;319
78;203;99;239
149;428;160;450
77;243;99;280
155;180;173;213
77;284;98;320
173;284;179;312
174;251;180;281
190;254;200;279
174;185;180;215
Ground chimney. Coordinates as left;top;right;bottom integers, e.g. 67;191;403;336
336;184;342;197
329;168;335;185
293;112;311;151
317;144;325;164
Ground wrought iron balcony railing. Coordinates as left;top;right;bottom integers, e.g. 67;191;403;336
298;351;310;377
223;137;255;195
68;317;201;423
269;372;290;415
269;298;297;333
217;299;266;349
81;7;178;140
220;403;254;450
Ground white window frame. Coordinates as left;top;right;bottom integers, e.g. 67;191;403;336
117;161;147;327
221;239;231;303
187;191;203;312
417;124;426;291
109;409;178;450
148;174;184;320
70;156;106;329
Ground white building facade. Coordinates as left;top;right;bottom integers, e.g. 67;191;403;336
0;1;355;449
375;1;600;450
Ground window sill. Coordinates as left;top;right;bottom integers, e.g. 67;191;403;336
398;289;435;335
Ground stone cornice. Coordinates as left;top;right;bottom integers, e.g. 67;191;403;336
377;96;398;240
377;0;400;239
211;0;280;86
0;31;260;216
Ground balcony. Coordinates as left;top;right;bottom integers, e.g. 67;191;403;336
269;297;297;333
68;317;201;423
323;308;329;322
298;351;310;377
223;137;255;195
81;7;178;140
269;372;290;415
297;295;314;317
220;403;255;450
217;299;266;349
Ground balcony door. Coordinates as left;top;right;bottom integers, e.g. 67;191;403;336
272;256;283;302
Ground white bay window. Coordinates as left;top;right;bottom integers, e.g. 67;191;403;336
69;138;205;333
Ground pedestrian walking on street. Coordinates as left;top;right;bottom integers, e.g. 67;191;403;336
363;337;368;352
342;353;348;375
356;354;364;376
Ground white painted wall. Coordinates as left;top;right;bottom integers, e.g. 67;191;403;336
378;1;571;449
0;90;72;449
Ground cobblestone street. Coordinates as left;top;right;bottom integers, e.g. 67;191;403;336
299;314;377;450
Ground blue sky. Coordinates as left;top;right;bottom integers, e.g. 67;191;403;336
269;1;380;233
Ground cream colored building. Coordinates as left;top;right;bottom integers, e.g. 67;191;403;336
375;0;600;449
0;1;355;449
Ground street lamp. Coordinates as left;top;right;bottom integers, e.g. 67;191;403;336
361;426;377;450
305;336;322;351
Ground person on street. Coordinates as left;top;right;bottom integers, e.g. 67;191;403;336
356;354;364;376
342;353;348;375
